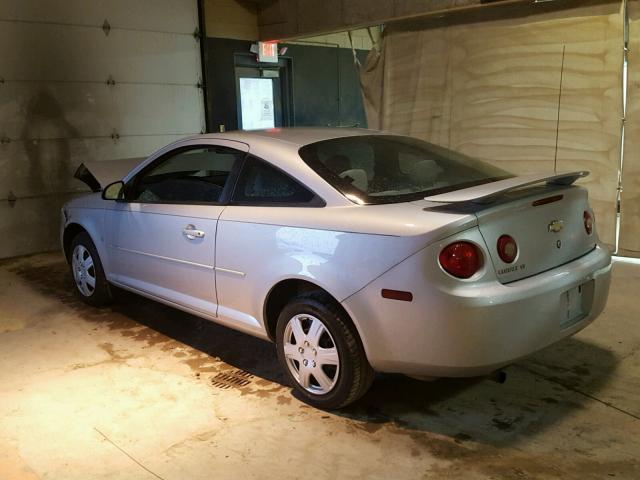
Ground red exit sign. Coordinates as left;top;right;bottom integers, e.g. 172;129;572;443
258;41;278;63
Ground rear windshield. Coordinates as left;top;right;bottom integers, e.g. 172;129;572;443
298;135;513;204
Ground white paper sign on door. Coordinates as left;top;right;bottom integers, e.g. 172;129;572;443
239;78;275;130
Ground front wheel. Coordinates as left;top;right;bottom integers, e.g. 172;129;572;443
276;293;374;409
69;232;113;307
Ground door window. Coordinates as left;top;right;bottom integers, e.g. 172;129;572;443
232;156;321;206
129;146;244;204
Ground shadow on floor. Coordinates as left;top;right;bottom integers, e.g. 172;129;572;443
334;337;618;447
8;254;620;447
8;255;285;384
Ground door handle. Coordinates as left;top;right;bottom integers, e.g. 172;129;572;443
183;224;205;240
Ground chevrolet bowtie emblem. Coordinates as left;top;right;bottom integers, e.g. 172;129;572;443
548;220;564;233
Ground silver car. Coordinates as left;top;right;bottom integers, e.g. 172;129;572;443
61;128;612;409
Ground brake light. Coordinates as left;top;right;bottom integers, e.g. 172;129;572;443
532;194;563;207
584;210;593;235
439;242;482;279
497;235;518;263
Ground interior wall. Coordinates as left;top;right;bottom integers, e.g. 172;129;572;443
257;0;491;41
202;0;380;47
201;1;372;131
0;0;205;259
291;28;379;50
204;37;368;132
619;1;640;256
281;43;368;128
364;2;624;247
204;0;258;40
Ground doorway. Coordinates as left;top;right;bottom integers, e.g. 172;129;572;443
234;54;293;130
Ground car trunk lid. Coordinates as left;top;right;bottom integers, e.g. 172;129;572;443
475;186;595;283
425;172;596;283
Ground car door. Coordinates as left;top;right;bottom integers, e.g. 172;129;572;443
215;155;324;332
106;140;248;315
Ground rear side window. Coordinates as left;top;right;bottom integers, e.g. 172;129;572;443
232;156;321;206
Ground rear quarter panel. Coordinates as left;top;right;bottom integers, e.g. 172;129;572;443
215;206;433;333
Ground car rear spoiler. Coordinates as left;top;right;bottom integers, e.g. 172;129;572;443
424;171;589;204
74;158;144;192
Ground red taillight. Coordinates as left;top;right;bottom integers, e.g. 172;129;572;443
497;235;518;264
439;242;482;279
584;210;593;235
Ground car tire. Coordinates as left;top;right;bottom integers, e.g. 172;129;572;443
276;292;374;409
69;232;113;307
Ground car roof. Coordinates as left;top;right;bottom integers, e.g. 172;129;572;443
187;127;389;148
119;128;398;208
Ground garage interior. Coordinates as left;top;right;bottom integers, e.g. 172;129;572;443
1;0;639;478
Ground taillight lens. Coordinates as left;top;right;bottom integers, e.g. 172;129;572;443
584;210;593;235
439;242;482;279
496;235;518;263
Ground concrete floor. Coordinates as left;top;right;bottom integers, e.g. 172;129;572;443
0;253;639;480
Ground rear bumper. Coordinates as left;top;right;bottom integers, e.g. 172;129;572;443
342;238;612;377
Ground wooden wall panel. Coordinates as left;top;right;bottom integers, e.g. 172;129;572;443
204;0;258;40
553;10;622;250
619;2;640;256
377;2;623;246
292;28;378;50
382;28;455;148
257;0;489;41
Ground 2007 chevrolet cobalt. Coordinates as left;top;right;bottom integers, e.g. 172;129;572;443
61;128;611;408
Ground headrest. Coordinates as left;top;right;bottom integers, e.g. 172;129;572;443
407;159;443;185
340;168;368;192
325;154;351;174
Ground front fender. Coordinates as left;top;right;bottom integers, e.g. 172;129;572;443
61;194;109;271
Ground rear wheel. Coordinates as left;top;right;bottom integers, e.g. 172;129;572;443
69;232;112;307
276;293;374;409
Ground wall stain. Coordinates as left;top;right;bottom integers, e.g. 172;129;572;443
22;90;79;195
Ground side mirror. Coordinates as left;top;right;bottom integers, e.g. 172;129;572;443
102;181;125;201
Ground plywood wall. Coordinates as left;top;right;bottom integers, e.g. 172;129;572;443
369;2;624;247
293;28;379;50
619;1;640;256
204;0;258;40
257;0;486;42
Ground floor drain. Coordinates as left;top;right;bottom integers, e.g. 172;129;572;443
211;370;253;389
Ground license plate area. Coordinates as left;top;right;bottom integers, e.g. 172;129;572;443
560;280;594;329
